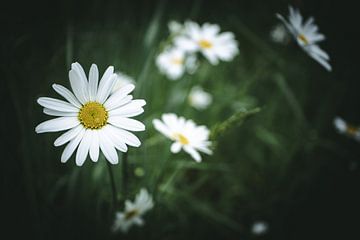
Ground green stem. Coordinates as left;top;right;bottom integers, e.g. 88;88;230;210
106;162;118;210
122;152;128;201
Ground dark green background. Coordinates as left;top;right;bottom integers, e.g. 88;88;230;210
2;0;360;239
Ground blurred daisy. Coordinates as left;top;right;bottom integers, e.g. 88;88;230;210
251;221;268;235
168;20;184;35
35;62;146;166
112;188;154;233
188;86;213;110
277;6;332;71
333;117;360;141
152;113;212;162
174;21;239;65
156;48;187;80
111;71;135;94
270;23;290;44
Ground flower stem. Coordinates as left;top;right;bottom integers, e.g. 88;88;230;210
122;152;128;201
107;162;118;210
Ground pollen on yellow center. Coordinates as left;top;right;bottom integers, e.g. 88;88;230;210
198;39;213;49
171;57;184;65
125;209;139;220
173;133;189;145
346;126;359;136
297;34;309;45
78;102;108;129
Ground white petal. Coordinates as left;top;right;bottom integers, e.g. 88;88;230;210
52;84;82;108
107;125;141;147
103;126;128;152
35;117;79;133
98;130;119;164
170;142;182;153
54;124;84;146
108;116;145;132
184;145;202;162
104;94;133;111
96;66;115;103
69;69;89;104
37;97;78;112
152;119;172;139
61;128;85;163
43;108;78;117
89;130;100;162
88;64;99;101
75;129;92;166
108;99;146;117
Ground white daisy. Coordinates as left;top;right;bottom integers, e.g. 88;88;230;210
333;117;360;141
168;20;184;35
277;6;332;71
111;71;135;94
188;86;213;110
270;23;290;44
112;188;154;233
152;113;212;162
35;62;146;166
251;221;268;235
174;21;239;65
156;48;187;80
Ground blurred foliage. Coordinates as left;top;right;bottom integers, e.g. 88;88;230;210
2;0;360;240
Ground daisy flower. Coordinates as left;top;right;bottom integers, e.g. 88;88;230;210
156;48;188;80
112;188;154;233
35;62;146;166
174;21;239;65
111;71;135;94
251;221;269;235
270;23;290;44
168;20;184;35
188;86;213;110
152;113;212;162
276;6;332;71
333;117;360;141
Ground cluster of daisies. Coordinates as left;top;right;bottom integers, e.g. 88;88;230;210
156;20;239;80
35;5;336;235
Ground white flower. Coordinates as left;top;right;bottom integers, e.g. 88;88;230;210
251;221;268;235
111;71;135;94
333;117;360;141
35;62;146;166
112;188;154;233
156;48;187;80
270;23;290;44
174;21;239;65
277;6;332;71
152;113;212;162
188;86;212;110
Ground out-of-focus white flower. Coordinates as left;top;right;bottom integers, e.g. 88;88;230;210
35;62;145;166
270;23;290;44
277;6;332;71
156;48;186;80
174;21;239;65
111;72;135;94
112;188;154;233
168;20;184;35
333;117;360;141
188;86;212;110
251;221;268;235
153;113;212;162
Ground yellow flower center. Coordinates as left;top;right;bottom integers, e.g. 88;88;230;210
78;102;108;129
171;57;184;65
297;34;309;45
198;39;213;49
346;126;359;136
173;133;189;145
125;209;139;220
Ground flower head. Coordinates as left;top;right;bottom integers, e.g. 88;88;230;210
277;6;332;71
35;62;146;166
270;23;290;44
333;117;360;141
188;86;213;110
174;21;239;65
152;113;212;162
112;188;154;233
251;221;268;235
156;48;187;80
